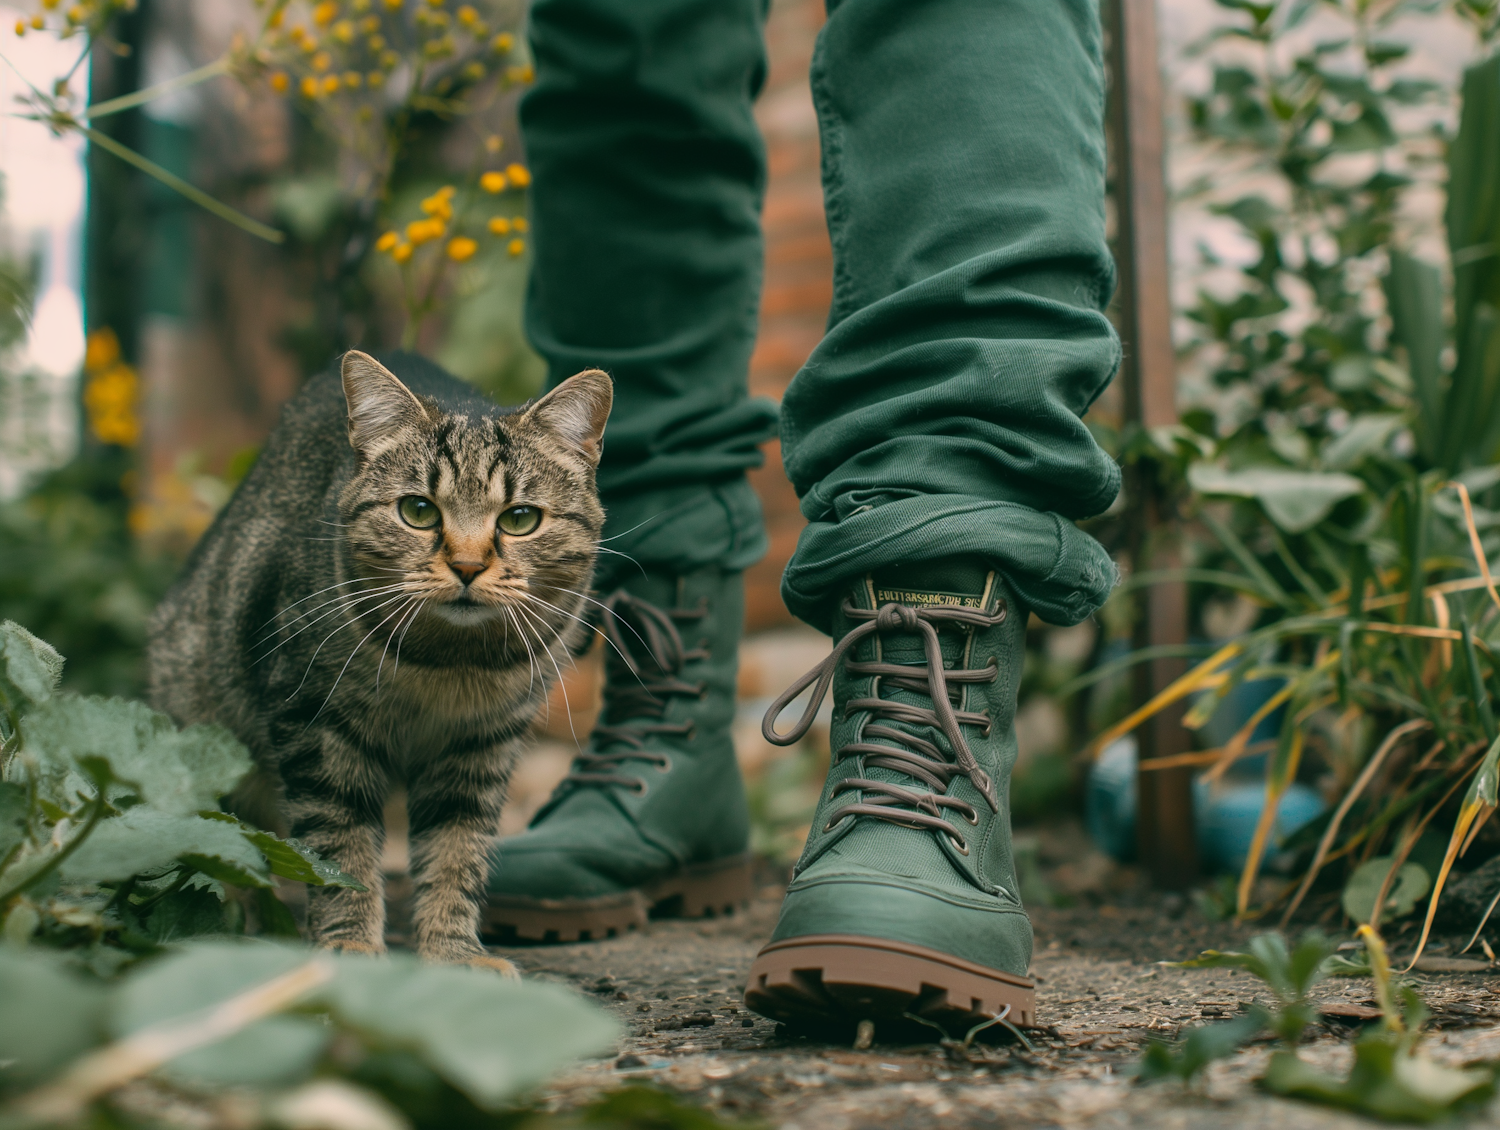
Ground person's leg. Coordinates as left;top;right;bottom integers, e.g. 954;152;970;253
745;0;1119;1028
485;0;777;940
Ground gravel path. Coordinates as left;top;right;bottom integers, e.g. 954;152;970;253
469;861;1500;1128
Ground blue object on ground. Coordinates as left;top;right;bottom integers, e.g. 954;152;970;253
1084;736;1325;873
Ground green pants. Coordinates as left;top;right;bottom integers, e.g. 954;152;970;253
522;0;1121;631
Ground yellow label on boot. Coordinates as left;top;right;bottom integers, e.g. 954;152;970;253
873;588;984;609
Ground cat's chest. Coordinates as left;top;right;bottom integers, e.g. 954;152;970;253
346;662;537;762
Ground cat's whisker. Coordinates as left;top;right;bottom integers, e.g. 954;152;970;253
375;597;423;695
392;597;426;677
596;514;665;543
286;589;417;701
253;583;414;656
503;605;539;699
312;594;426;723
524;589;651;687
593;545;647;577
513;600;578;743
257;576;387;629
257;577;410;634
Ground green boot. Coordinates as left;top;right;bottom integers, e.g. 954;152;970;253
484;566;752;942
744;557;1036;1030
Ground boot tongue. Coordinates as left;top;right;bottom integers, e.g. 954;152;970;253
868;557;991;665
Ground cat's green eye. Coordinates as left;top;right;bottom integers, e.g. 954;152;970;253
398;496;441;529
498;505;542;537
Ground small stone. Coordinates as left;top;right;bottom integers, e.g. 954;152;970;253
615;1054;646;1070
637;1003;652;1013
740;1018;755;1028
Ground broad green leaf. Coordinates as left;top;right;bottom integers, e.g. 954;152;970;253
20;696;251;815
324;956;619;1108
1321;414;1402;471
112;940;329;1087
0;620;64;713
1342;857;1431;924
1264;1037;1494;1122
245;829;366;890
60;808;272;887
1188;464;1364;532
199;812;366;890
0;948;107;1084
139;885;229;943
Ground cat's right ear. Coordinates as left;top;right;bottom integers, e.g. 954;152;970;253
341;351;429;458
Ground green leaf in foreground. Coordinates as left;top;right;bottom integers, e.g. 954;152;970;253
1139;1007;1270;1082
59;808;272;887
1341;857;1431;925
0;620;63;713
0;948;106;1086
1264;1039;1495;1123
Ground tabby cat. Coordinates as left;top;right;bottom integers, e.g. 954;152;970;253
149;350;611;971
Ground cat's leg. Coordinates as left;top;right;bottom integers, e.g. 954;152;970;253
406;744;518;975
281;731;390;953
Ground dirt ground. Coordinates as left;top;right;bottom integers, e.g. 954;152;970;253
379;626;1500;1127
460;827;1500;1130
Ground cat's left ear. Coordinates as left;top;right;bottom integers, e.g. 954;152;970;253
342;350;429;458
525;369;613;467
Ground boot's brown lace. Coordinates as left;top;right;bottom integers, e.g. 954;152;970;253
563;590;707;793
762;601;1007;849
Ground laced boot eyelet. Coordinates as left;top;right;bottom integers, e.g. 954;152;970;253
947;833;970;856
654;756;672;773
962;808;980;825
629;779;647;795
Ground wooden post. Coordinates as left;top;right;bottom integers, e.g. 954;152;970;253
1104;0;1198;889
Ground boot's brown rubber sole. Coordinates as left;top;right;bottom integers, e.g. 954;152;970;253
744;934;1036;1030
483;854;752;943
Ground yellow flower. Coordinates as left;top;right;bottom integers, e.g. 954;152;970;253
343;71;362;87
425;0;443;6
507;238;525;257
447;236;478;261
352;0;372;9
512;216;528;232
392;241;413;263
490;32;513;53
30;14;44;28
375;230;399;251
367;33;385;49
14;18;26;35
322;73;341;93
302;35;319;52
300;75;320;97
380;49;398;67
480;171;507;194
504;163;530;187
360;15;381;32
384;0;402;8
268;7;285;28
85;327;121;372
332;19;355;42
311;50;331;71
462;61;485;82
485;134;503;153
456;4;477;24
487;216;510;235
406;218;445;244
312;1;339;26
269;71;290;93
367;70;385;86
43;0;60;9
507;64;534;84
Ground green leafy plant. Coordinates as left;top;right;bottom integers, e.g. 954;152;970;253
1090;2;1500;945
1140;927;1496;1121
0;619;360;963
1263;926;1496;1121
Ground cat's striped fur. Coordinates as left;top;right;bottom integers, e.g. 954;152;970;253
149;350;610;970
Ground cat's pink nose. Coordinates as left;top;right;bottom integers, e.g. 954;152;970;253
449;560;486;585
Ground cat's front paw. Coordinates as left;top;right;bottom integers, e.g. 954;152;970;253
465;953;522;979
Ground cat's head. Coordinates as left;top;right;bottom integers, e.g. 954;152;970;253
336;350;611;649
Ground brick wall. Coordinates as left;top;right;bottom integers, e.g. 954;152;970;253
744;0;832;632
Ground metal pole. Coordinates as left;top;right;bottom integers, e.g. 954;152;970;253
1104;0;1198;889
